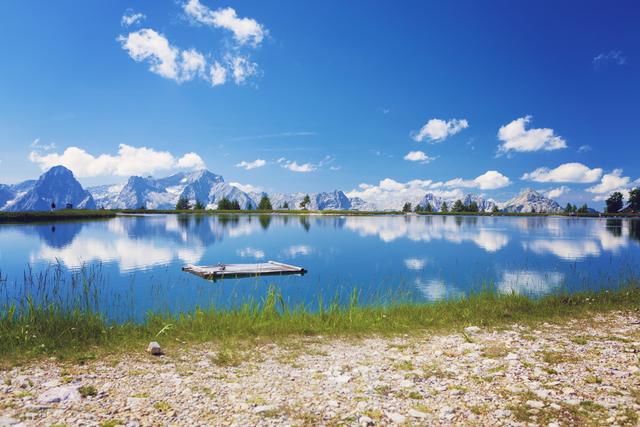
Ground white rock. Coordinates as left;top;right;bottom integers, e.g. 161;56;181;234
359;415;374;426
505;352;519;361
386;412;406;424
37;386;80;404
408;408;427;418
526;400;545;409
334;375;351;384
254;405;277;414
147;341;162;355
0;416;20;427
464;326;481;334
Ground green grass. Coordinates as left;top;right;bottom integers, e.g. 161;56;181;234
0;210;116;223
0;268;639;365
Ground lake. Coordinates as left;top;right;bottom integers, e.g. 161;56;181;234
1;214;639;322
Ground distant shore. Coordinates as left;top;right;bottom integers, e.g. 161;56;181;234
1;209;639;223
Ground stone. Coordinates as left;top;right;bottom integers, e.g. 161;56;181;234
505;352;519;361
0;417;20;427
386;412;406;424
359;415;374;426
526;400;545;409
254;404;277;414
146;341;162;355
408;408;427;418
464;326;481;334
37;386;80;404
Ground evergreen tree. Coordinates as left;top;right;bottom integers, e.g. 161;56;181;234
175;196;191;210
425;202;433;213
258;195;273;210
466;201;479;213
231;200;241;210
577;203;589;213
452;199;464;213
194;200;206;210
300;194;311;210
402;202;412;213
413;204;422;213
282;201;289;209
492;205;499;213
629;187;640;212
564;203;574;213
606;192;624;213
441;201;448;213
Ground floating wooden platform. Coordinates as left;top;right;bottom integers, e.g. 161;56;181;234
182;260;307;280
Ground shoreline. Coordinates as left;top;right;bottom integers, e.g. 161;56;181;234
2;284;639;366
1;310;638;426
1;209;639;223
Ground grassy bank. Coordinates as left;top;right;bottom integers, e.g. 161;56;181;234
1;269;639;366
0;210;116;223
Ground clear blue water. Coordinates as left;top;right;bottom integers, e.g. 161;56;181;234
1;214;639;322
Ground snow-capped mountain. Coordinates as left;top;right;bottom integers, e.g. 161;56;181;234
462;194;497;212
88;170;255;210
5;166;96;211
500;188;562;213
266;191;352;210
348;197;377;211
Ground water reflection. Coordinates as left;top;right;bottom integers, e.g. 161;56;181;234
498;270;564;295
344;215;510;252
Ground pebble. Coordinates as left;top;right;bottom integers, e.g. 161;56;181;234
146;341;162;355
0;311;637;426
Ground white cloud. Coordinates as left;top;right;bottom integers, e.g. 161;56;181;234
210;61;227;86
546;186;570;199
578;145;592;153
121;10;146;27
346;171;509;210
404;150;435;163
235;159;266;170
176;152;206;169
30;138;56;151
29;144;206;178
444;170;511;190
586;169;634;199
118;1;268;88
497;116;566;153
183;0;266;47
412;118;468;142
593;50;627;68
180;48;207;81
227;54;258;85
118;29;181;81
277;156;337;173
521;162;602;183
283;161;316;173
229;182;263;193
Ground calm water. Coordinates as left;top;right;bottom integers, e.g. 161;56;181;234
1;214;639;321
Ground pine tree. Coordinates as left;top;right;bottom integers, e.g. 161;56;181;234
258;195;273;210
300;194;311;210
467;201;479;212
282;201;289;209
194;200;206;210
452;199;464;213
492;205;499;213
577;203;589;213
402;202;412;213
629;188;640;212
441;201;448;213
175;196;191;210
606;192;624;213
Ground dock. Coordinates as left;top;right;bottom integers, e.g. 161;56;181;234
182;260;307;280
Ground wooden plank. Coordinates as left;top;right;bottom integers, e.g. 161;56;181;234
182;261;306;281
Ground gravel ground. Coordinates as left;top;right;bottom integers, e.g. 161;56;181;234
1;311;639;426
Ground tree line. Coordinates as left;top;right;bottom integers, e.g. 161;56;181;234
605;188;640;213
173;194;313;211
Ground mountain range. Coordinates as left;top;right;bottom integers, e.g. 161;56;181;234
0;166;568;213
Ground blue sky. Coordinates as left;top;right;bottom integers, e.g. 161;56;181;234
0;0;638;207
